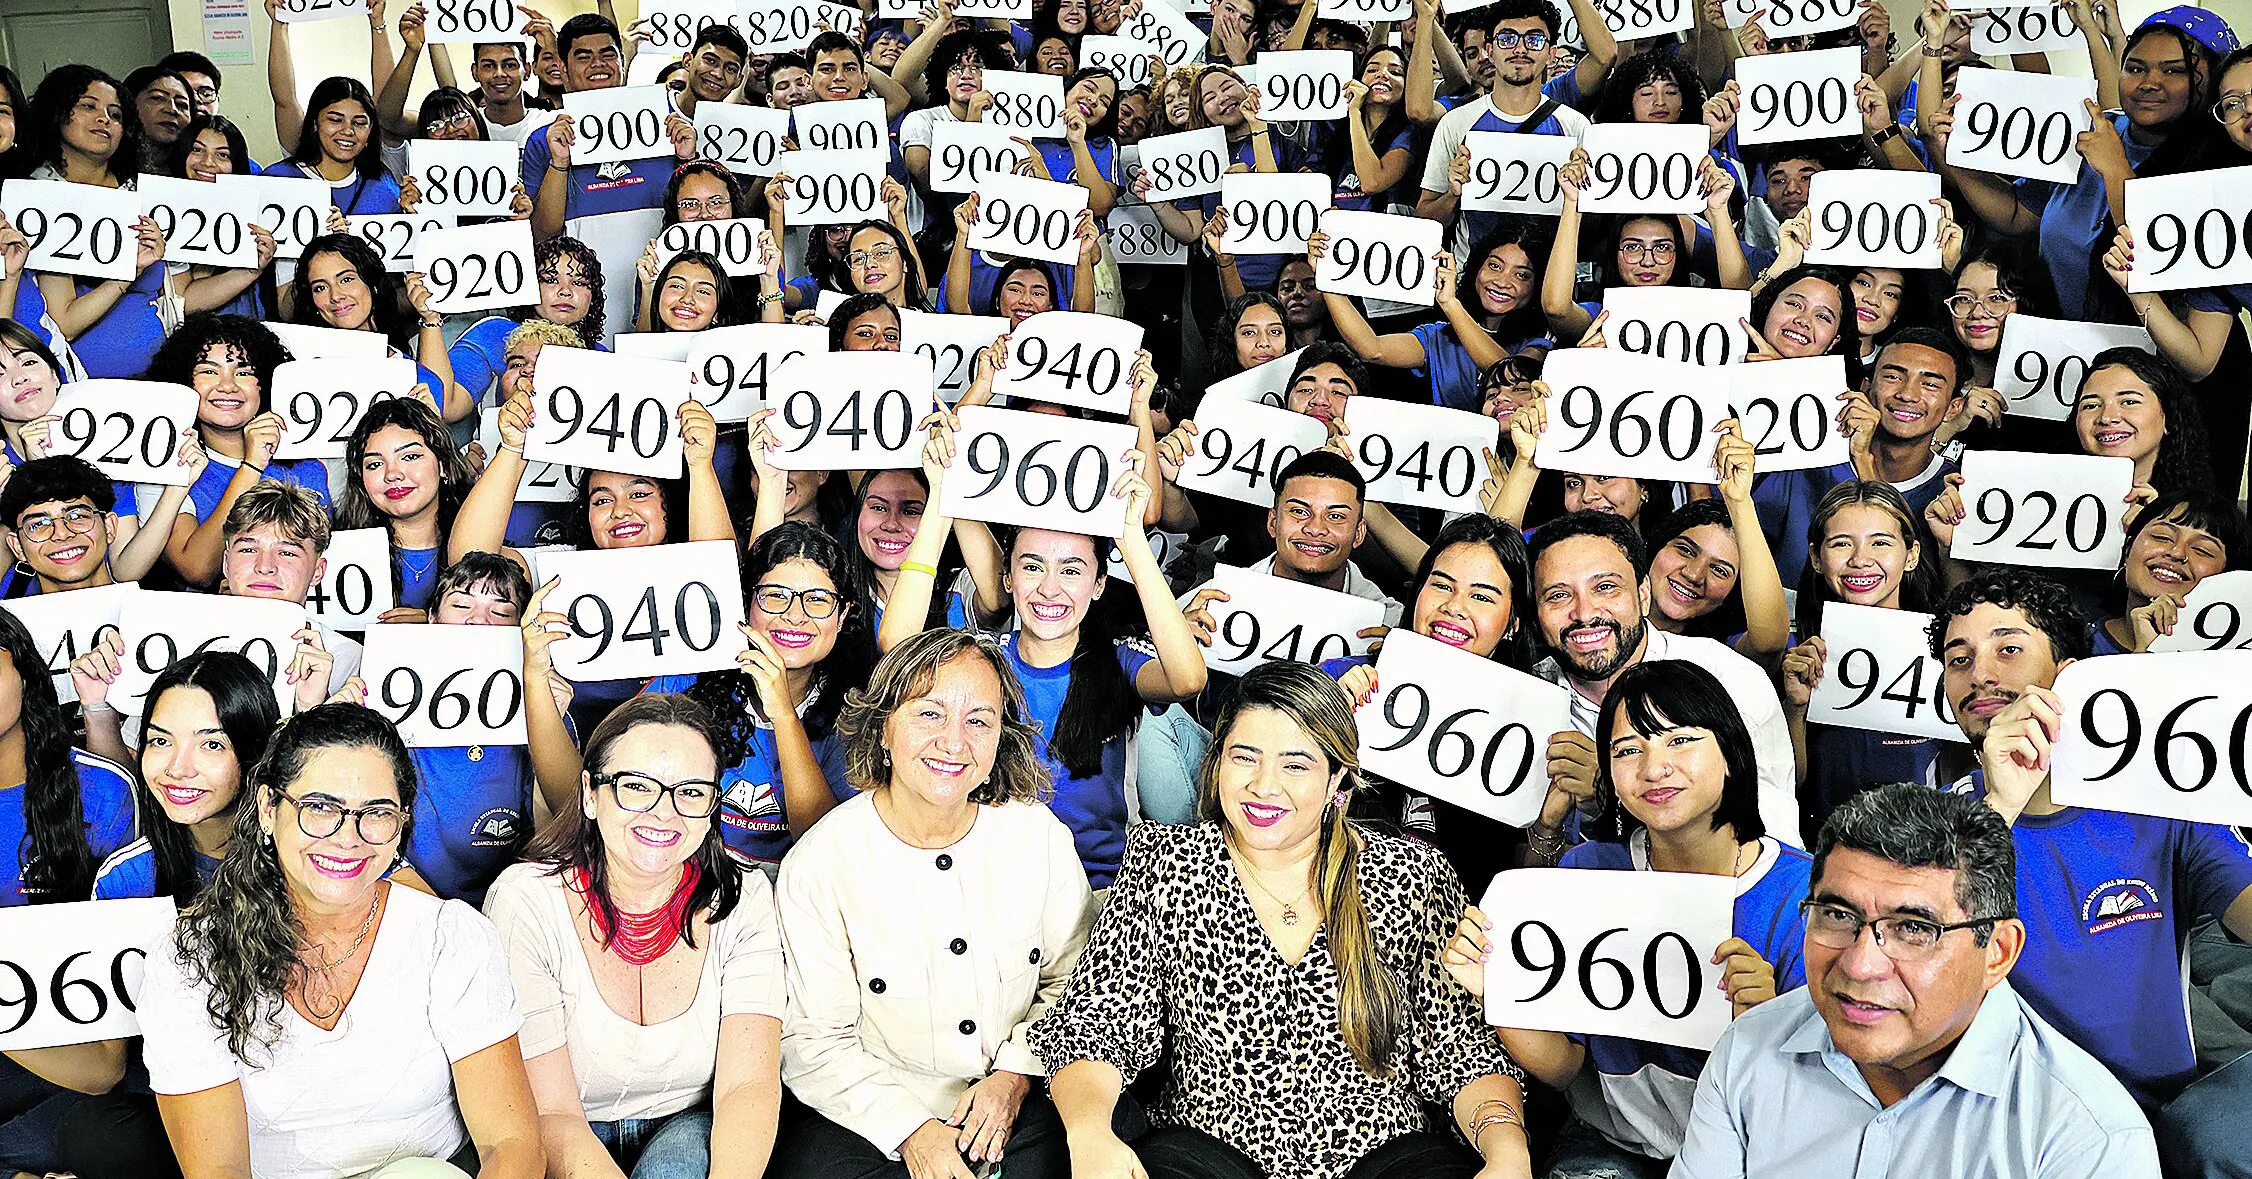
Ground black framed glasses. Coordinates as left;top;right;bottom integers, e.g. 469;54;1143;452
17;506;100;544
1799;900;1996;963
595;771;721;819
752;584;842;619
675;195;733;216
1491;30;1551;49
280;792;405;844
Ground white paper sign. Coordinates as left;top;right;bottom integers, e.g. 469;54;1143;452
1462;132;1574;217
1735;47;1861;146
268;321;389;360
417;220;538;314
968;174;1089;267
1255;51;1351;121
776;149;887;225
1194;564;1385;677
638;0;735;53
684;322;826;422
1478;869;1734;1050
737;0;862;50
0;898;173;1050
306;527;395;630
791;96;888;153
1722;355;1854;473
215;173;331;261
697;103;788;176
48;381;199;487
611;332;698;363
409;139;519;219
1944;70;2095;186
110;592;303;714
1970;2;2084;52
350;213;453;273
1;180;141;282
928;122;1029;195
765;351;935;470
998;310;1144;413
1135;127;1229;202
1533;350;1729;484
2124;166;2252;294
1221;173;1331;256
1359;630;1574;827
983;72;1066;137
1084;36;1160;89
272;357;421;460
1805;603;1962;742
1316;210;1441;308
902;310;1009;405
2052;653;2252;826
1804;170;1944;270
478;405;578;503
1994;316;2156;422
1578;124;1705;215
2150;571;2252;654
527;347;693;478
428;0;527;40
539;540;749;681
564;86;674;167
1204;348;1304;407
938;407;1138;537
274;0;371;21
1732;0;1860;36
657;217;768;276
1949;450;2132;571
1119;0;1205;66
1591;0;1694;37
1604;287;1754;366
1320;0;1409;17
141;175;260;269
2;583;138;704
363;624;528;747
1176;397;1328;508
1108;205;1188;266
1342;397;1495;513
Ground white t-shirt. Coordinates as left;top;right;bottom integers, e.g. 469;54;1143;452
485;107;559;145
139;886;522;1179
481;860;786;1122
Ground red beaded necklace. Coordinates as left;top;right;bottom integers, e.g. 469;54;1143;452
579;862;703;966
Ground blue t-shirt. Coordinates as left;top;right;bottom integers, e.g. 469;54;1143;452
160;451;331;525
65;265;169;378
397;546;442;611
641;673;853;867
2014;114;2156;321
92;836;220;900
1798;715;1958;848
1953;769;2252;1104
2089;620;2132;657
1749;456;1954;589
407;744;535;905
521;123;673;220
1447;75;1583;253
1406;319;1549;412
1001;632;1153;890
259;159;405;216
1557;834;1813;1157
2;750;138;906
1322;118;1418;212
446;314;518;405
1036;137;1116;190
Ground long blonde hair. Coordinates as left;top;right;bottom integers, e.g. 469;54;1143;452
1195;661;1401;1075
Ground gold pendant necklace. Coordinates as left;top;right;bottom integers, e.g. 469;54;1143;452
298;893;380;1021
1229;847;1313;926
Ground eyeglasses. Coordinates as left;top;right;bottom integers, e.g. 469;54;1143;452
847;244;899;270
594;771;721;819
425;110;477;135
752;584;843;619
2214;93;2252;123
1799;900;1995;962
280;792;405;845
1620;240;1676;261
189;85;220;105
1491;30;1551;49
948;61;985;76
674;195;733;215
1943;291;2017;318
16;506;99;544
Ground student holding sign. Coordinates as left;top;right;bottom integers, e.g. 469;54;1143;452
155;114;283;319
283;234;470;421
2090;490;2249;656
944;194;1100;320
1447;659;1810;1169
445;235;608;407
1314;46;1418;213
334;398;480;614
1935;569;2252;1173
259;77;405;220
526;15;699;239
2070;347;2214;503
1541;150;1751;344
1033;660;1535;1179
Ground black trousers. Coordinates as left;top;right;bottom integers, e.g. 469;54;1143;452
55;1091;182;1179
1135;1125;1483;1179
770;1089;1148;1179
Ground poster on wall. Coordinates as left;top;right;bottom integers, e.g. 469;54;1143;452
203;0;256;65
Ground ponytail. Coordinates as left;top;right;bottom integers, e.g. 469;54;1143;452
1319;788;1402;1076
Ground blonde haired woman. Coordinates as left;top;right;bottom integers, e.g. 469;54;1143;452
1030;661;1533;1179
774;629;1094;1179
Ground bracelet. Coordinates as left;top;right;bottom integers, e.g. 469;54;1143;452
80;701;116;715
1921;40;1944;56
757;291;784;306
419;315;442;328
900;560;939;577
1524;822;1567;860
548;161;569;172
1870;123;1902;145
1466;1099;1525;1152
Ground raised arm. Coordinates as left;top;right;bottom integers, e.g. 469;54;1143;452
1714;424;1788;659
267;0;305;150
520;579;584;816
1541;153;1595;338
449;390;530;562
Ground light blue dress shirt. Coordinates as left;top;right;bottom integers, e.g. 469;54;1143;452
1671;981;2157;1179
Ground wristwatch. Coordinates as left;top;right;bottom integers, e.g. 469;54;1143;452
1871;123;1903;145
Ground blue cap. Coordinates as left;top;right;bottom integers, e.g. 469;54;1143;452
2137;5;2240;57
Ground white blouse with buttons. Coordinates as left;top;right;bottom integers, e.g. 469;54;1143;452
775;791;1095;1159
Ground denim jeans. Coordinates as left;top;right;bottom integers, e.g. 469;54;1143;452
0;1050;82;1175
1135;705;1210;825
591;1108;713;1179
1539;1117;1669;1179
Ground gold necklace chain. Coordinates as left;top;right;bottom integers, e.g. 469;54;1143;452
1228;846;1314;927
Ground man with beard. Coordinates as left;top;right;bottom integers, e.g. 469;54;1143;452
1934;569;2252;1174
1527;511;1798;844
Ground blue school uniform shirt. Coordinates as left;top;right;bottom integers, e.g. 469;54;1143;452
1951;768;2252;1105
1322;118;1419;212
154;451;331;526
1036;137;1115;190
396;546;443;611
407;744;535;905
1000;632;1153;890
92;837;221;900
521;123;673;220
1748;454;1953;589
1797;718;1957;848
0;478;138;600
2014;114;2156;322
447;315;519;405
259;159;405;216
65;265;170;378
1186;132;1311;290
1428;77;1587;252
1407;319;1552;412
640;674;853;867
1;750;138;907
1556;832;1813;1158
2089;621;2132;657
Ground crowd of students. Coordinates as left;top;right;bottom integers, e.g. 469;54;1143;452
1;0;2250;1175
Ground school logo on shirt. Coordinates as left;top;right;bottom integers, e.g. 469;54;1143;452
586;161;646;193
471;808;524;847
720;778;784;833
2080;878;2164;935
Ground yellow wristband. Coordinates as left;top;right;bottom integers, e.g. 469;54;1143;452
901;560;939;577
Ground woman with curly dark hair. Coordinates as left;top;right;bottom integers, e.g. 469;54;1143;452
445;234;605;406
140;703;540;1179
284;232;470;423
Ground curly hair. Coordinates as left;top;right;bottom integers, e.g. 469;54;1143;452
0;609;101;901
682;522;876;762
142;313;294;422
534;235;607;349
174;704;418;1060
1924;568;2091;664
1592;47;1708;125
834;628;1051;804
30;65;140;186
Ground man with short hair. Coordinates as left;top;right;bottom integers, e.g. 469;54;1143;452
764;52;818;110
155;50;224;119
1932;569;2252;1175
1757;145;1832;226
470;36;558;141
1526;510;1798;843
1;458;134;597
523;14;699;239
671;23;750;116
217;482;363;711
806;30;911;117
1674;784;2157;1177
